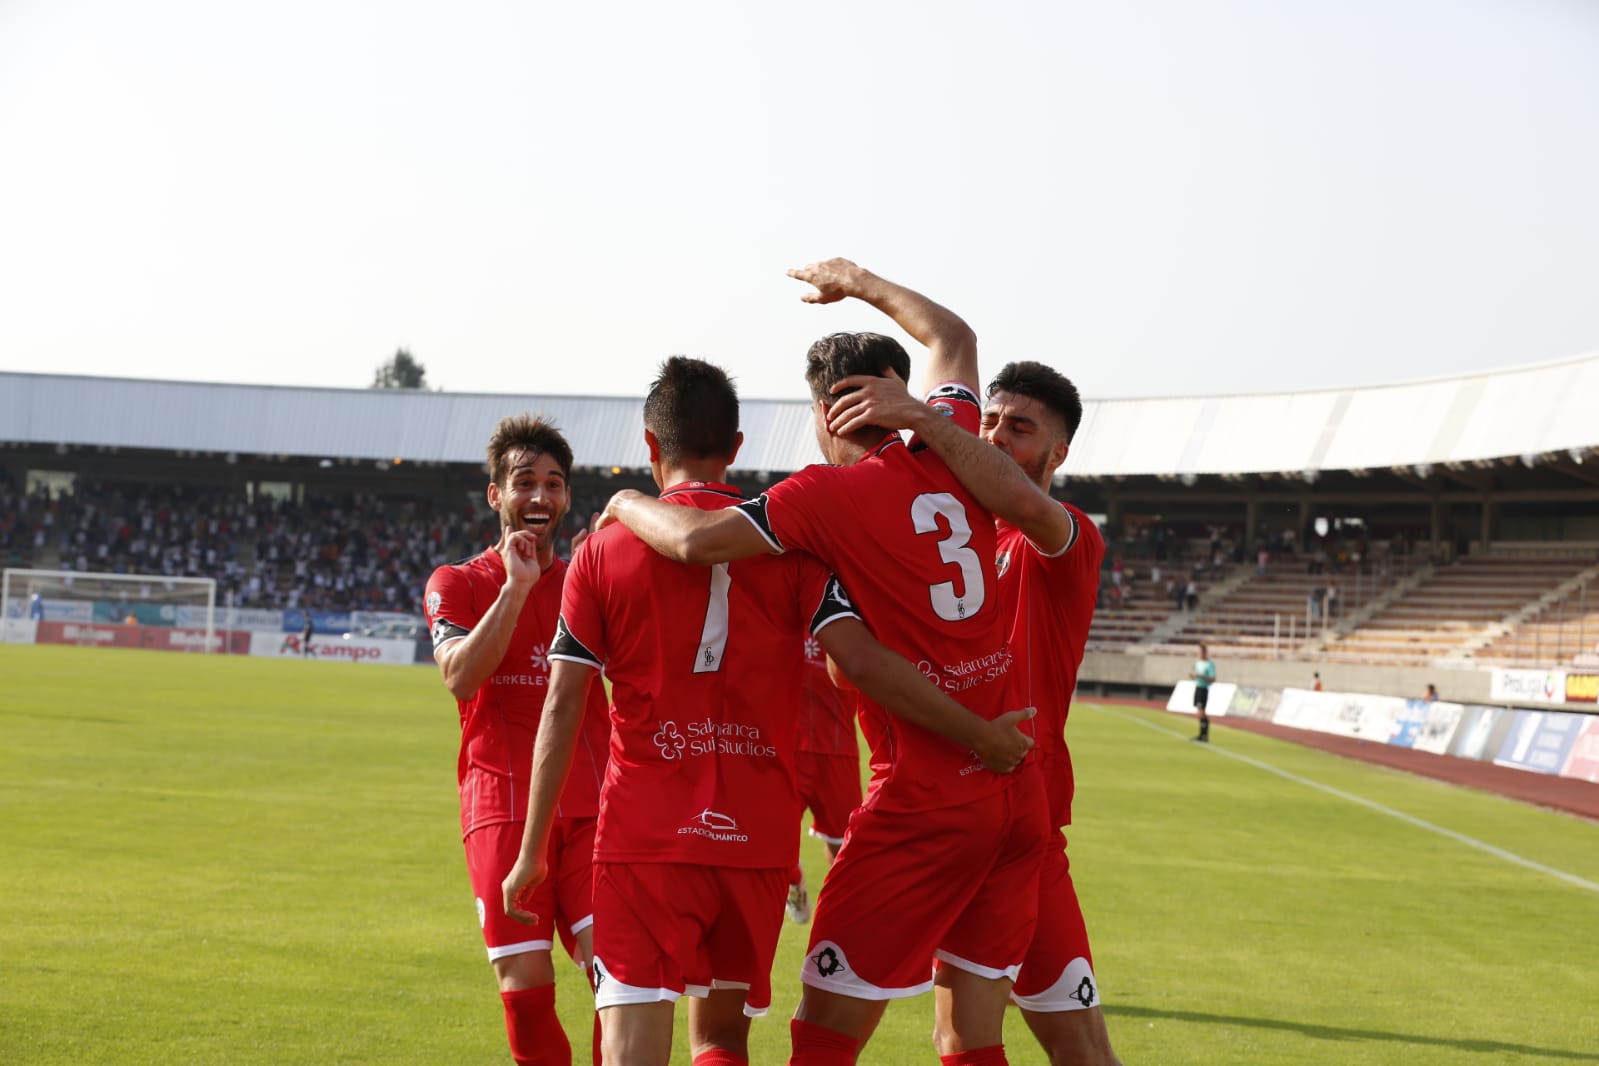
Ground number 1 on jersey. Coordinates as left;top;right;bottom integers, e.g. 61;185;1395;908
694;563;732;673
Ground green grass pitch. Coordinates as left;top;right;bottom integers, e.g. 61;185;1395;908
3;643;1598;1064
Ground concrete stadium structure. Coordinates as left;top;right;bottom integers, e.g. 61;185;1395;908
4;352;1598;706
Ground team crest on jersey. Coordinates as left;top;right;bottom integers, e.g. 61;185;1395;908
995;550;1012;577
426;590;441;616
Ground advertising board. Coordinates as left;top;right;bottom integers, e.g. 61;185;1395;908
1492;711;1587;774
252;631;415;665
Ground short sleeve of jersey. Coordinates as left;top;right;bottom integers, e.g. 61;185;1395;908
549;543;605;669
917;380;982;438
731;464;840;561
423;565;473;653
808;571;862;637
1023;505;1081;560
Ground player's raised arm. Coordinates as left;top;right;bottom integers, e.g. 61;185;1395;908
788;257;979;395
433;530;544;700
826;372;1076;554
598;489;773;565
502;658;595;923
817;617;1034;773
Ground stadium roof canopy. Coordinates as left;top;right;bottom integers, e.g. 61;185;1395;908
3;351;1597;480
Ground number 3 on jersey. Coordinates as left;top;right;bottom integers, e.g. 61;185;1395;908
694;563;732;673
911;492;986;622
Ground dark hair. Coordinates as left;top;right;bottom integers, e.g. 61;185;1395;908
486;414;572;485
643;356;740;461
803;332;913;405
987;361;1083;443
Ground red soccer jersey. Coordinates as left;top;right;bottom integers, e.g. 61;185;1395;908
735;383;1019;814
423;550;610;837
798;634;859;757
549;482;856;869
996;502;1104;827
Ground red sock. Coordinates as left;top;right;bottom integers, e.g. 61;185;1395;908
591;1009;602;1066
789;1018;860;1066
790;863;805;886
692;1050;748;1066
500;985;571;1066
940;1047;1008;1066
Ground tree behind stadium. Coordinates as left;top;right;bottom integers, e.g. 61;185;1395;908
372;348;428;389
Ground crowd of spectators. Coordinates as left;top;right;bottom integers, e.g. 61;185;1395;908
0;475;621;615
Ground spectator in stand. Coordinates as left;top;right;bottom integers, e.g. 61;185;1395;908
1312;672;1323;692
1256;547;1269;577
1184;578;1199;612
1425;683;1439;702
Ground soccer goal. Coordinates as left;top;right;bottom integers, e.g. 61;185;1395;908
1;568;217;648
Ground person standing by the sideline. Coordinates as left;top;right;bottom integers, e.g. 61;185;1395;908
1191;645;1216;742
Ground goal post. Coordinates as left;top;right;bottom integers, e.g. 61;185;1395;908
2;568;217;649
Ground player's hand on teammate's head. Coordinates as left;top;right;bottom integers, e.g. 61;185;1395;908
787;257;864;304
826;370;919;437
501;857;548;926
976;706;1037;774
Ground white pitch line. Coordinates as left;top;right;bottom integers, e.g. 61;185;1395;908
1091;705;1599;895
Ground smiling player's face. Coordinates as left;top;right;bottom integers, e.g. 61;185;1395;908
488;448;570;555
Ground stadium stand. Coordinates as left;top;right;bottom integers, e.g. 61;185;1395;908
0;475;614;613
1317;552;1599;666
3;351;1597;699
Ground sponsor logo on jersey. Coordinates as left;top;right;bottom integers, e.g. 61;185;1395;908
916;643;1014;694
529;643;549;672
677;807;750;843
803;635;823;664
654;722;687;760
652;718;779;760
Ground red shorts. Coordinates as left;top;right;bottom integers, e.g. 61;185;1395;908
465;816;595;963
801;769;1047;998
796;751;862;845
1011;829;1101;1011
590;861;788;1017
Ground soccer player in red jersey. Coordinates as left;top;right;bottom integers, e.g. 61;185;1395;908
501;358;1032;1066
785;632;863;924
600;261;1051;1066
827;362;1121;1064
422;415;611;1066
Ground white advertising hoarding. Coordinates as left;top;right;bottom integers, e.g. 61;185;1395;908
249;631;415;665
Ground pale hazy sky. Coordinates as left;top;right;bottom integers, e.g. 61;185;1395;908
2;0;1596;403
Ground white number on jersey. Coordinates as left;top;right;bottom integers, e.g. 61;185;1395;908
694;563;732;673
910;492;986;622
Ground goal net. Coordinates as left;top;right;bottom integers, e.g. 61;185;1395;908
1;568;217;650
